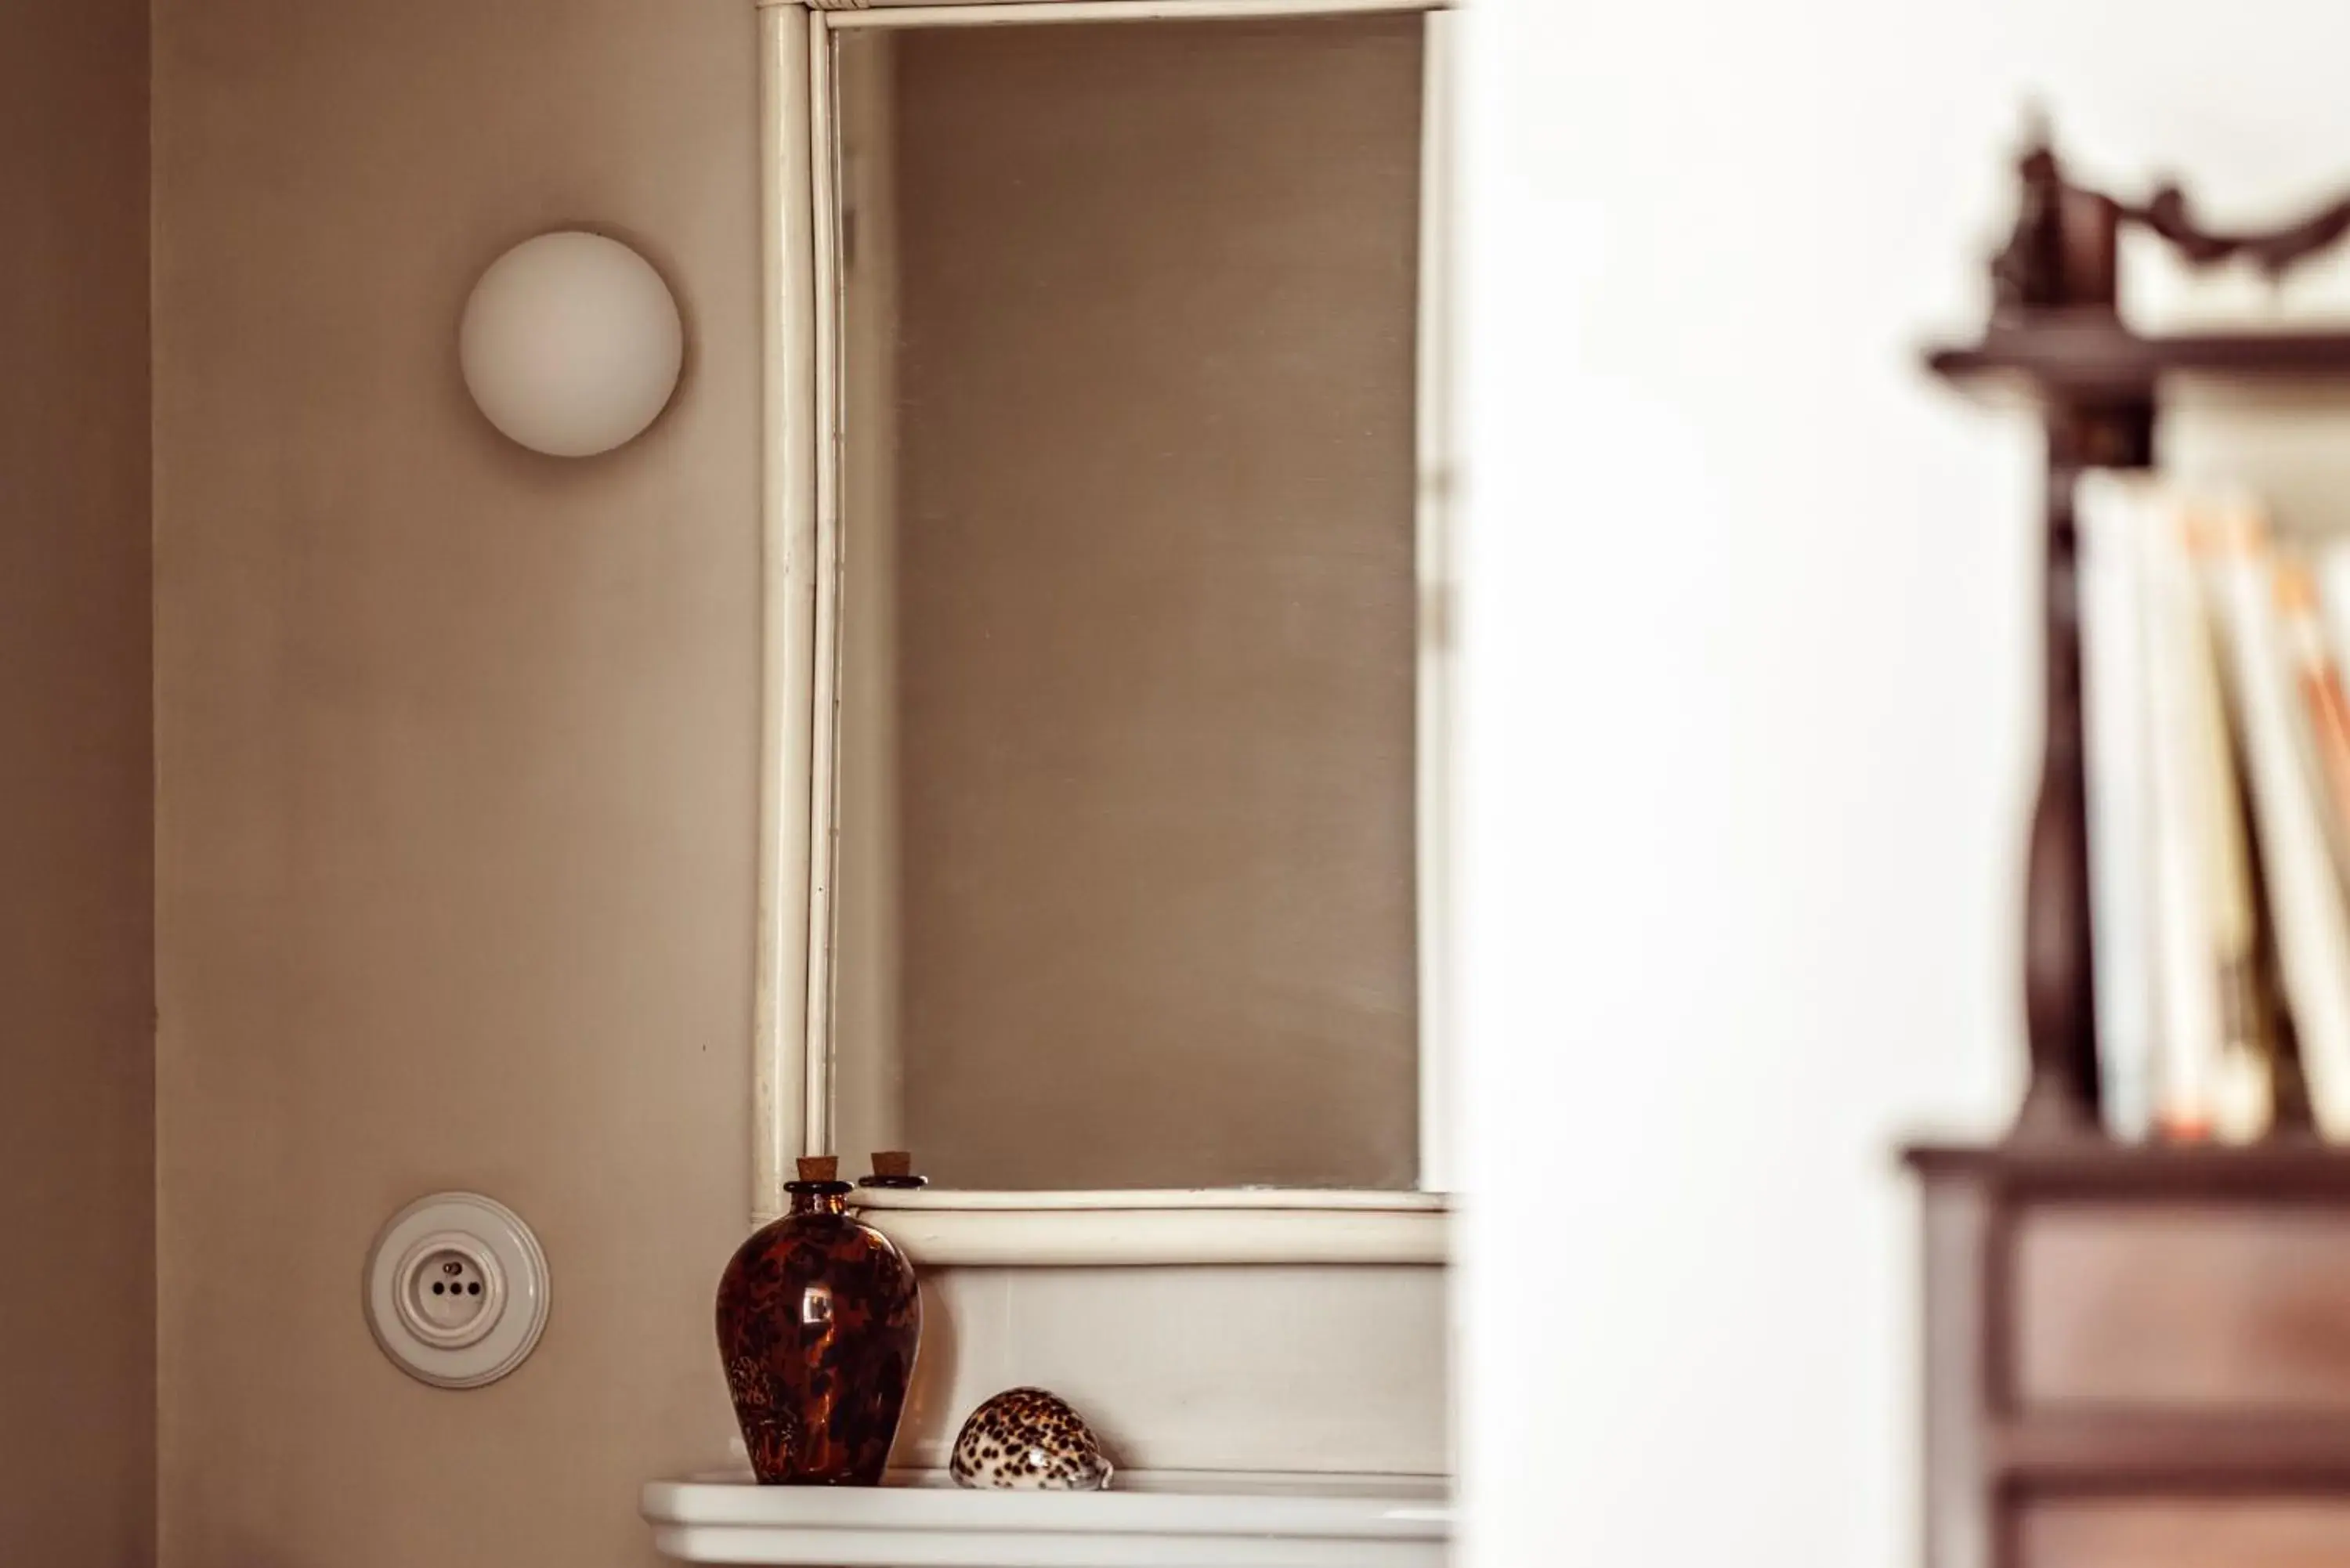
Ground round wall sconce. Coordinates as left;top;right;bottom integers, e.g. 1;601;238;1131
459;231;684;458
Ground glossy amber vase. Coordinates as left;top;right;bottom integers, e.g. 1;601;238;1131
714;1161;921;1484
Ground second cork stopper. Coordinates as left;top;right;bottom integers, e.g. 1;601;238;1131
859;1151;929;1190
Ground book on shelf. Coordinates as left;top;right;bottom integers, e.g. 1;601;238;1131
2076;476;2350;1141
2077;474;2160;1140
2278;559;2350;895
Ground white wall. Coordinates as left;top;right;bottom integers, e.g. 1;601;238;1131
1456;3;2350;1566
902;1266;1444;1476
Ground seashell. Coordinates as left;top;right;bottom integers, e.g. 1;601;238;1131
949;1387;1114;1491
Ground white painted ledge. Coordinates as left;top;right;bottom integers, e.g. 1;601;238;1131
642;1469;1452;1567
747;1190;1452;1267
759;0;1455;16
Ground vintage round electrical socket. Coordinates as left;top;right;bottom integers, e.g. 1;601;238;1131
364;1193;548;1389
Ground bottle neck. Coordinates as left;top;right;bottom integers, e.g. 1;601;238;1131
785;1180;853;1216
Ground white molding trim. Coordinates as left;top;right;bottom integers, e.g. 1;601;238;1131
745;1191;1452;1267
813;1;1452;25
761;0;1454;13
752;3;819;1219
801;7;844;1161
1412;6;1458;1194
847;1187;1447;1211
753;0;1459;1263
642;1469;1452;1567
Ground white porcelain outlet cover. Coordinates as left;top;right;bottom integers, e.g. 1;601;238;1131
364;1192;550;1389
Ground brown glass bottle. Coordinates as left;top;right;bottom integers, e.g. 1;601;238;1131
714;1156;922;1484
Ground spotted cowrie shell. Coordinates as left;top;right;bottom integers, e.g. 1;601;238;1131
949;1387;1113;1491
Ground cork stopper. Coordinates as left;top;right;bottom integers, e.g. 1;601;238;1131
796;1154;839;1183
859;1150;929;1190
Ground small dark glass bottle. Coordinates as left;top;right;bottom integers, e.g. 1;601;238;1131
714;1155;921;1484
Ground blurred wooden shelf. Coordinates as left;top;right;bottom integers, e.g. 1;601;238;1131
1911;1142;2350;1566
1926;318;2350;404
1911;126;2350;1568
1903;1137;2350;1198
1988;1413;2350;1488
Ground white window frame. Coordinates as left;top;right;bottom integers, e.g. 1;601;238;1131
752;0;1458;1266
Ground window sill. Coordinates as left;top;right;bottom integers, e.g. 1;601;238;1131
642;1468;1452;1567
750;1189;1452;1267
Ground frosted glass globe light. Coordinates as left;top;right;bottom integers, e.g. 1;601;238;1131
459;232;684;457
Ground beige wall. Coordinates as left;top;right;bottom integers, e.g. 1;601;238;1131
0;0;156;1562
153;9;1445;1566
851;17;1425;1189
153;2;762;1565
